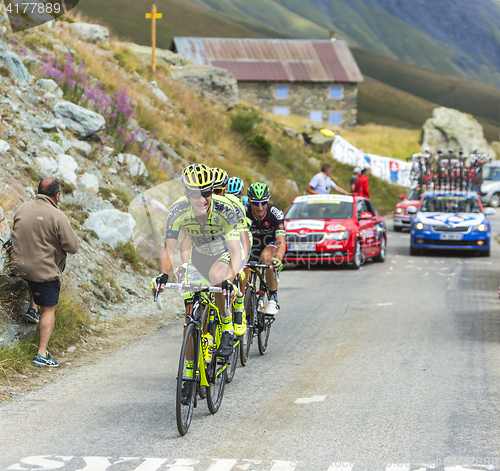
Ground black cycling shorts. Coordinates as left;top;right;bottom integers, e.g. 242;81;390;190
28;280;61;307
191;249;230;281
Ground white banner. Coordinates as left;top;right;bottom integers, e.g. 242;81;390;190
331;135;413;188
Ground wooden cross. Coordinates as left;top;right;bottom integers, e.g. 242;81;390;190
146;4;162;72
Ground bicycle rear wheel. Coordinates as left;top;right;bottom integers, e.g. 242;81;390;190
176;323;198;436
240;287;254;366
257;295;272;355
206;355;227;413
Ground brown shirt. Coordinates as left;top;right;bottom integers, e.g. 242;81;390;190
10;195;79;282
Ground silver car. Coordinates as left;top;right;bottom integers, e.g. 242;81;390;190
480;162;500;207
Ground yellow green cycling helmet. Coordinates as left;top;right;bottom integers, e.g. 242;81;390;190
181;164;214;191
212;167;229;189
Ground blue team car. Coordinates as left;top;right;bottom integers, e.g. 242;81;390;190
408;193;495;256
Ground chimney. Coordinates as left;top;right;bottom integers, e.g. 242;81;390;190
329;30;336;41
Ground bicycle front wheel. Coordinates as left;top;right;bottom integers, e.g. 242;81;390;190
176;323;198;436
226;337;239;383
240;287;254;366
206;355;227;414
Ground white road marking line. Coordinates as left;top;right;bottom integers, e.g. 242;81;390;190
392;260;397;263
133;459;168;471
269;461;298;471
378;303;394;306
390;266;393;270
207;460;238;471
408;260;414;263
237;461;262;471
403;265;415;268
422;272;429;277
386;465;410;471
327;464;353;471
465;260;492;264
295;395;327;404
417;266;422;270
437;272;451;276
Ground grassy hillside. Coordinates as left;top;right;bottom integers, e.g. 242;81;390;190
357;76;437;130
74;0;271;49
352;47;500;140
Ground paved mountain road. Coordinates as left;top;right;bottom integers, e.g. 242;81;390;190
3;216;500;471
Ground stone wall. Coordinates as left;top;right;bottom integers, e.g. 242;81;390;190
238;81;358;128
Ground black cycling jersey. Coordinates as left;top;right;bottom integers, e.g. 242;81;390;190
246;203;285;254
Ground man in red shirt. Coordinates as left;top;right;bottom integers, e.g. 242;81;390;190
354;167;370;199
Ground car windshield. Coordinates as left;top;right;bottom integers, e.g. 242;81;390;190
483;166;500;181
407;189;421;200
286;200;353;219
421;197;481;213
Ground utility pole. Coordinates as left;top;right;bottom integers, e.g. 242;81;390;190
146;4;162;73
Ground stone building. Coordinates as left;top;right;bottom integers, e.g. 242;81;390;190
171;36;364;128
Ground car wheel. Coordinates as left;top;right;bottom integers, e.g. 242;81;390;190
490;193;500;208
373;237;387;262
350;240;363;269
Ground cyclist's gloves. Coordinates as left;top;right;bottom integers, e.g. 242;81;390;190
222;280;234;292
151;273;169;291
271;258;283;272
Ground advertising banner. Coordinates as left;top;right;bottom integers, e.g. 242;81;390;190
331;136;413;188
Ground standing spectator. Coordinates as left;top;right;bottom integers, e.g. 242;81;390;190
306;163;348;196
354;167;371;199
351;167;361;192
10;179;79;367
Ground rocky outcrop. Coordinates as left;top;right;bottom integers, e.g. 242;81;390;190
1;50;30;83
84;209;136;248
117;153;148;178
169;65;238;111
53;101;106;138
420;107;497;157
70;23;109;44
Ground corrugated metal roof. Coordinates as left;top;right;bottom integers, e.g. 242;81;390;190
172;38;364;83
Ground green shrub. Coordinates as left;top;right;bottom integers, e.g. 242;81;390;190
230;110;261;134
115;242;140;268
245;133;272;160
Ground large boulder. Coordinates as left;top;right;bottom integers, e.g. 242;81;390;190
53;101;106;138
84;209;136;248
128;43;194;68
169;65;238;111
70;23;109;44
421;107;496;157
1;50;30;83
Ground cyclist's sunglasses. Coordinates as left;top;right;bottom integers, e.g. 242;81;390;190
186;189;213;199
251;201;268;207
213;187;225;195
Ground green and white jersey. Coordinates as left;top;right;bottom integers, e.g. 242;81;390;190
165;195;240;256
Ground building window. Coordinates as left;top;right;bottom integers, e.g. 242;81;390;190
275;85;289;99
274;107;289;117
329;86;343;99
329;112;343;125
310;111;323;123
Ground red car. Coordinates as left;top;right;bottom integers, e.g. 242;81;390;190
393;188;421;232
283;194;387;269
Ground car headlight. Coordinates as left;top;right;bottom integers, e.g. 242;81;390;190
474;224;487;232
415;222;429;230
394;208;402;214
326;230;350;240
482;184;491;192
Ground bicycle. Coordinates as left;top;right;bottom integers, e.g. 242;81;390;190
239;263;278;366
156;282;232;436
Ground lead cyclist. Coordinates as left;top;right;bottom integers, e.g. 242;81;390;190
152;164;242;403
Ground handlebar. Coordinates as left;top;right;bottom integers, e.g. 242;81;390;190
245;263;279;283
